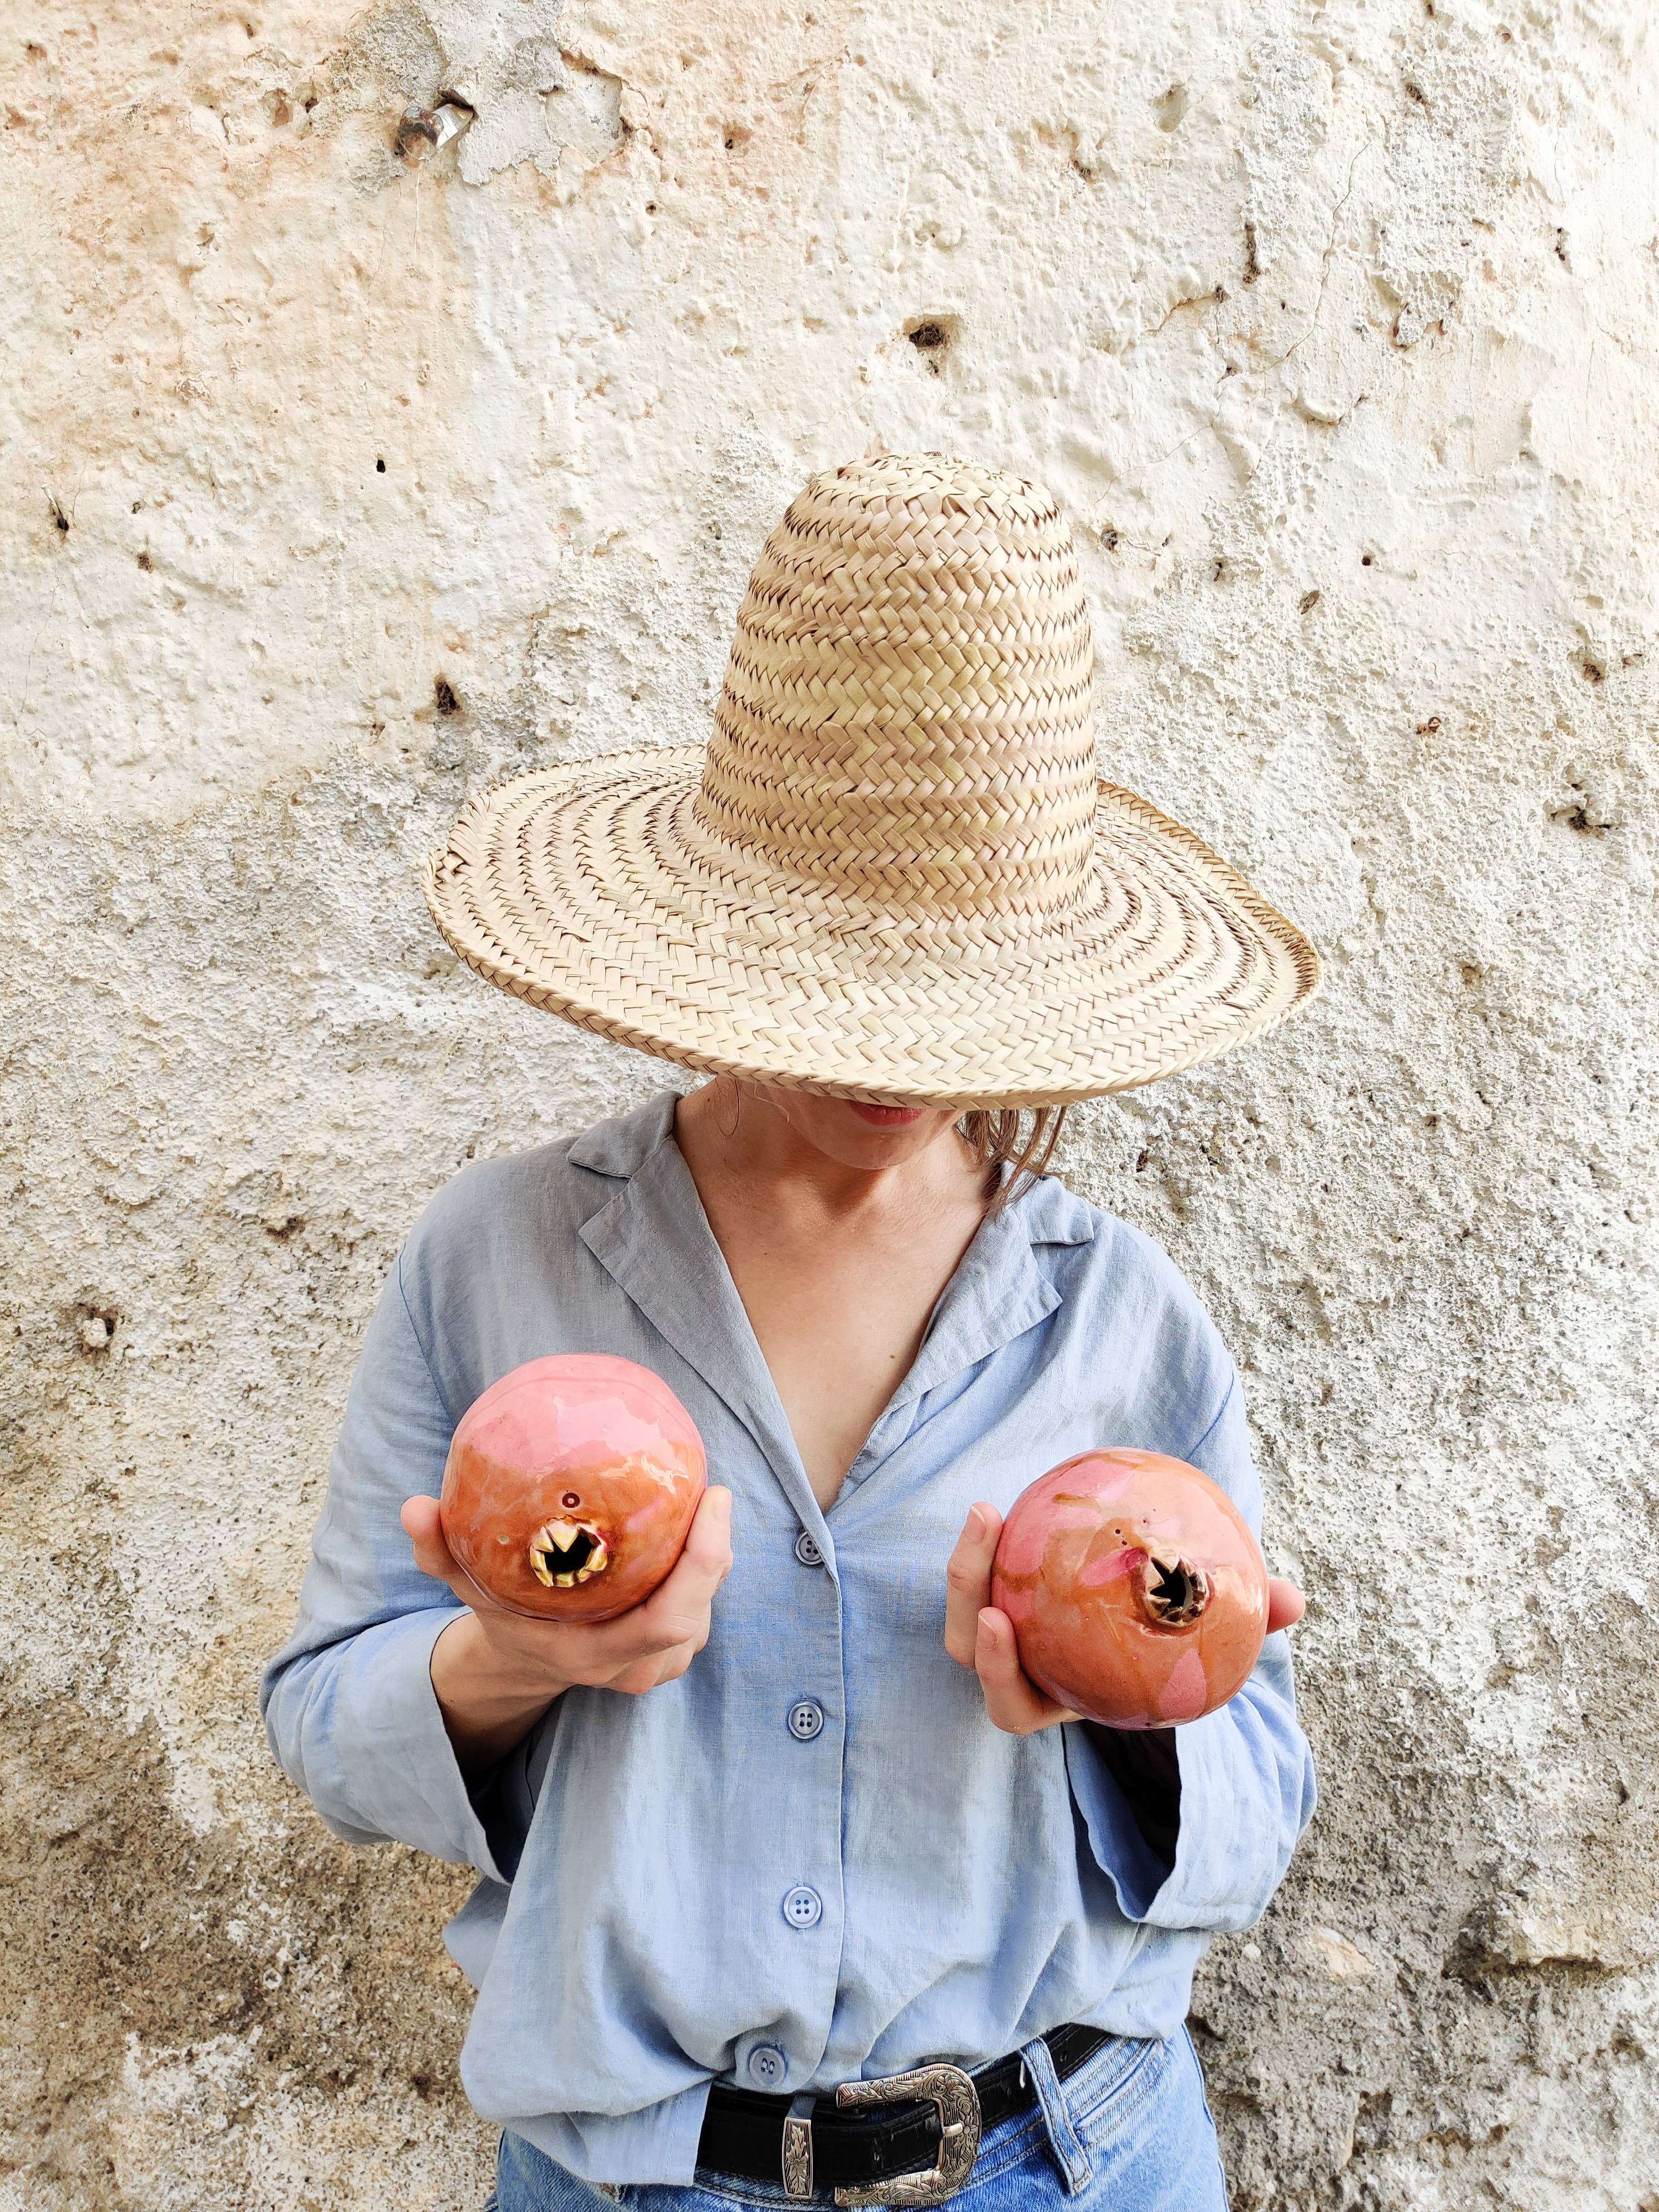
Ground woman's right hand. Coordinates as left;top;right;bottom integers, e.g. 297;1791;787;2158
400;1486;734;1772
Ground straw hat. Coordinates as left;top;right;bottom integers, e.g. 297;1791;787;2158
424;455;1319;1109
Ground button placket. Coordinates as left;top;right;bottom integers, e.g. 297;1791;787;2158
763;1513;841;2057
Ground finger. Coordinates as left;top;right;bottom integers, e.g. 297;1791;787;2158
608;1637;701;1696
604;1488;734;1658
682;1486;735;1584
1266;1577;1306;1632
400;1495;467;1590
401;1495;544;1625
945;1504;1001;1668
974;1607;1075;1735
605;1651;677;1697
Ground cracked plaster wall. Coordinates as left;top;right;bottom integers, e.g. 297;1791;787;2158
2;2;1656;2206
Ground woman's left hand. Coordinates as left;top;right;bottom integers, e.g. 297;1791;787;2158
945;1503;1307;1736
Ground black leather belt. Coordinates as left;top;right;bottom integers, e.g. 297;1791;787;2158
696;2024;1112;2206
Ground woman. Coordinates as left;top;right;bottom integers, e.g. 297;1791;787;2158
264;455;1321;2211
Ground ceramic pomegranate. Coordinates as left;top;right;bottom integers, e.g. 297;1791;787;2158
440;1354;706;1623
990;1449;1268;1728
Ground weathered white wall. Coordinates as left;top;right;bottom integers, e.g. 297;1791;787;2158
2;2;1656;2204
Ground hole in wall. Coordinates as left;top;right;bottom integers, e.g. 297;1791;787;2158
75;1302;120;1354
434;677;460;717
904;315;958;373
1550;782;1615;834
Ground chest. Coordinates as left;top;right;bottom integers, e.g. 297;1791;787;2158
713;1205;980;1511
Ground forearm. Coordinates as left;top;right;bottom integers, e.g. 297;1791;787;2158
431;1611;567;1775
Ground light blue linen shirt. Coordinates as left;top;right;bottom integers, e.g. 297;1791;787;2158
262;1093;1315;2187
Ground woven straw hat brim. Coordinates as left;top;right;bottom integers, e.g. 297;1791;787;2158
423;748;1321;1111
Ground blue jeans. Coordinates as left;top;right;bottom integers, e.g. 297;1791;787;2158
487;2031;1228;2210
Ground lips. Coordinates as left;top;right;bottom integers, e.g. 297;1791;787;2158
528;1519;610;1589
847;1103;926;1126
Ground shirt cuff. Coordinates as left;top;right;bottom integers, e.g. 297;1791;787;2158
295;1608;514;1885
1065;1657;1313;1933
1062;1724;1174;1923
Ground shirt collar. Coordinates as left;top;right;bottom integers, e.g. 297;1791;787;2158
567;1091;683;1181
577;1099;824;1535
1000;1161;1097;1251
882;1209;1057;1419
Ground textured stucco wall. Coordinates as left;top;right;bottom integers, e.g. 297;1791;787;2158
2;2;1656;2205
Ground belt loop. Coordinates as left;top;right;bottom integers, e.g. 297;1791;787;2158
1020;2037;1092;2197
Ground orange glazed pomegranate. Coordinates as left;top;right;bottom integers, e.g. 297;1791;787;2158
990;1450;1269;1728
440;1354;706;1623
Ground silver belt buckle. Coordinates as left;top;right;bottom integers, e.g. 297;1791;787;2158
782;2094;816;2199
830;2062;982;2208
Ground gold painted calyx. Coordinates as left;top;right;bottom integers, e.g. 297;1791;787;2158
529;1519;610;1588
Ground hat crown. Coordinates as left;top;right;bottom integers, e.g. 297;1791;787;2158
693;455;1097;930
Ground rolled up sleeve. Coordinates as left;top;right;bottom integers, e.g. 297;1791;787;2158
259;1255;513;1882
1065;1375;1317;1930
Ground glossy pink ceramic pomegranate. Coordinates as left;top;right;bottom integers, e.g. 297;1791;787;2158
990;1449;1268;1728
440;1354;706;1622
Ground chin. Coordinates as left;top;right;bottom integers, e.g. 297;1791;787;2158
757;1086;957;1165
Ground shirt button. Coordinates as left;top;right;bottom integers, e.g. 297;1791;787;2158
782;1885;823;1931
748;2044;787;2088
787;1700;825;1741
794;1530;825;1568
